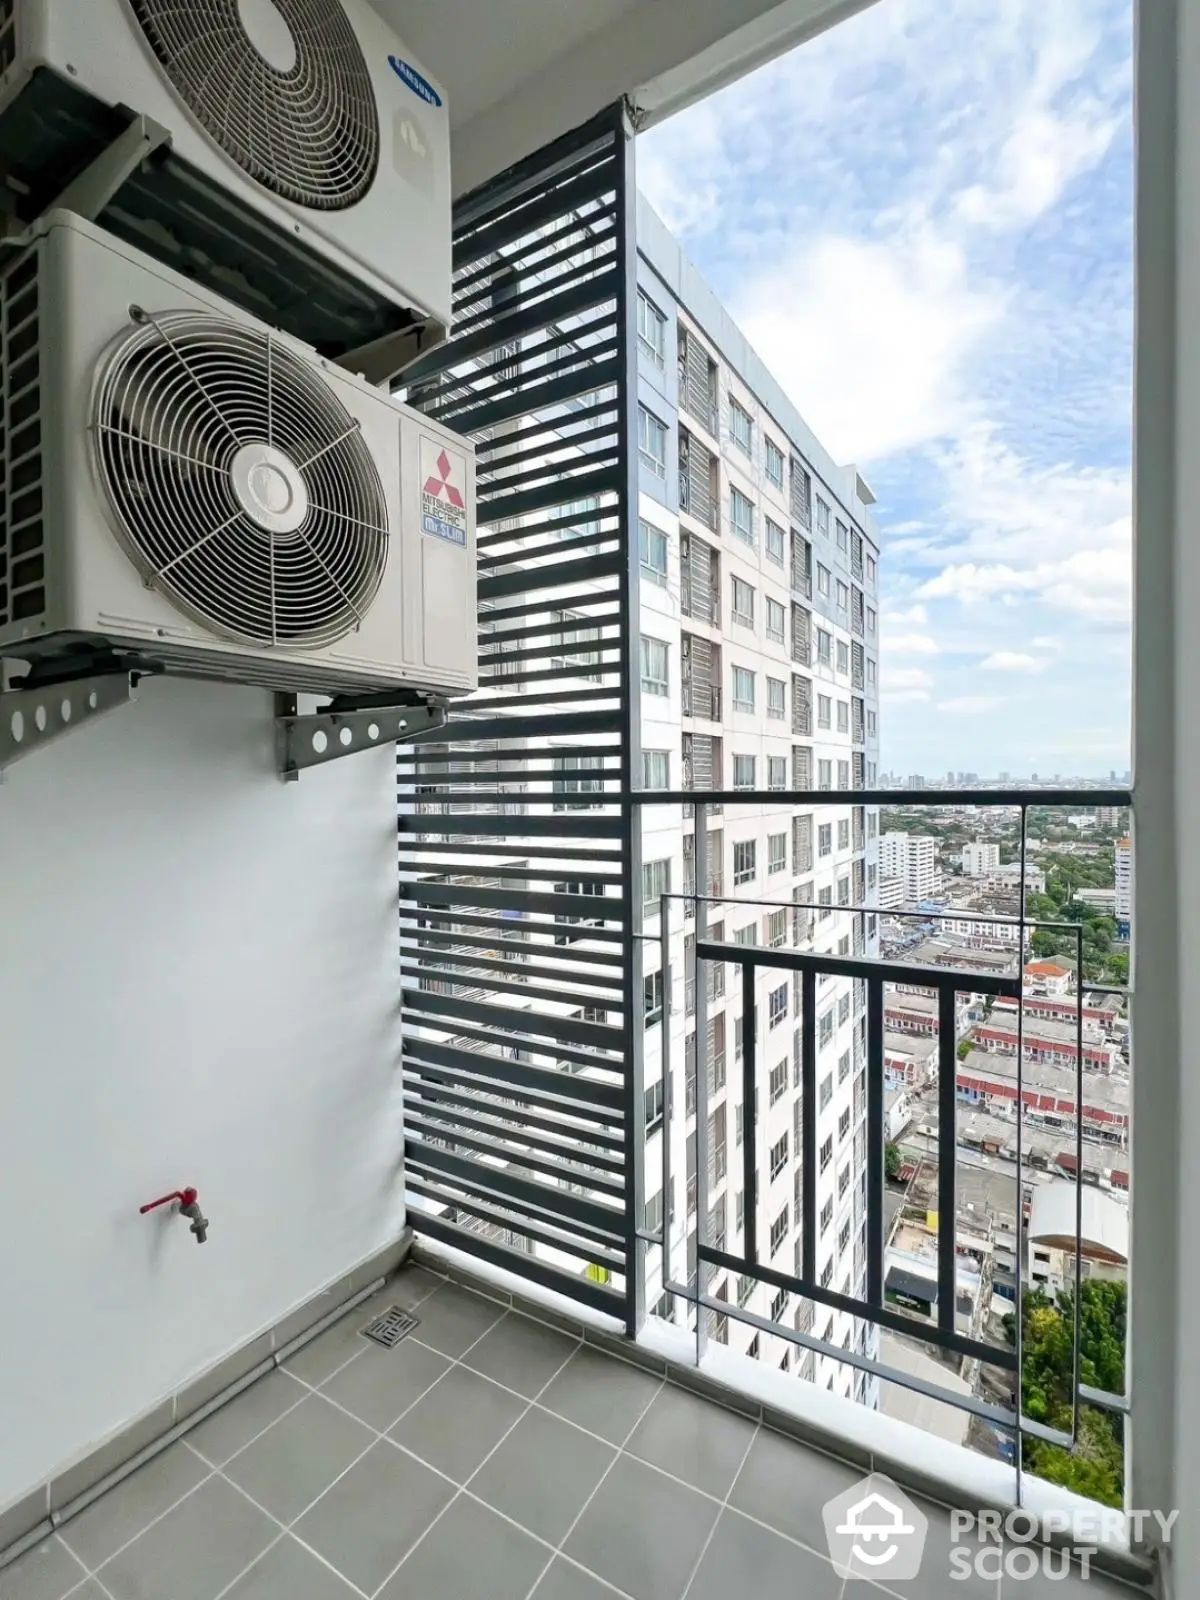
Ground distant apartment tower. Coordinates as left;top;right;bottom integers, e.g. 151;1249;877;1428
961;841;1001;876
879;833;938;902
907;774;925;790
1096;806;1122;829
1115;837;1132;937
635;195;882;1402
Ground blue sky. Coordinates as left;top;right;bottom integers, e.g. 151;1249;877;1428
638;0;1132;779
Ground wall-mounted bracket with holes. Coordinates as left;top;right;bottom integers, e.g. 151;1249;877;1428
274;691;447;781
0;662;143;779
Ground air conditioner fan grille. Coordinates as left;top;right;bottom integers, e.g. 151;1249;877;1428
93;310;388;648
128;0;380;210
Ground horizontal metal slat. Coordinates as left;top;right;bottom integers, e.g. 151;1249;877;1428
402;986;623;1052
404;1176;625;1271
408;1207;625;1314
403;1107;625;1198
401;1036;623;1110
434;358;621;439
404;1139;623;1241
402;1076;624;1154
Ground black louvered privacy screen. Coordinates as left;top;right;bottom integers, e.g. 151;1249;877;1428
399;106;643;1326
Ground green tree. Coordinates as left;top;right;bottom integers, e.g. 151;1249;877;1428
957;1037;973;1061
885;1142;902;1181
1005;1282;1127;1508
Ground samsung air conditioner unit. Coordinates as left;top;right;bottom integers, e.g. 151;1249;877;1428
0;0;451;364
0;211;476;698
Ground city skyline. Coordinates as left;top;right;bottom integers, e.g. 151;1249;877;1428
638;0;1133;776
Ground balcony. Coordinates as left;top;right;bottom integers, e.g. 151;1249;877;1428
12;1253;1123;1600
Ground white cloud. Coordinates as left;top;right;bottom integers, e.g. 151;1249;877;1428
883;689;933;705
883;668;935;697
884;603;928;626
980;651;1044;671
731;227;1003;462
917;550;1129;620
884;633;940;656
937;695;1005;714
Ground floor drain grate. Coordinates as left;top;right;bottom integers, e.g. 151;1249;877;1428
361;1306;419;1349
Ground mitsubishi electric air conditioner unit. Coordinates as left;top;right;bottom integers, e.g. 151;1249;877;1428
0;0;451;362
0;211;476;698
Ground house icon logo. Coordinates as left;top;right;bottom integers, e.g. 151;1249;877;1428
823;1473;928;1581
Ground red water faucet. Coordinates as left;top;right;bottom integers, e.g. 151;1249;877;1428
140;1186;209;1243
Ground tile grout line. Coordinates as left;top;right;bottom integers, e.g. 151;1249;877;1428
182;1287;520;1600
50;1273;450;1595
362;1312;591;1599
677;1419;762;1600
518;1368;670;1600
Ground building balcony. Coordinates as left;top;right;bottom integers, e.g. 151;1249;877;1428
8;1254;1126;1600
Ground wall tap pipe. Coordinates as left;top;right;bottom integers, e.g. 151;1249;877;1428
139;1186;209;1243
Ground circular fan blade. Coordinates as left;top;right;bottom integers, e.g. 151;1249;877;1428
93;310;389;647
128;0;380;211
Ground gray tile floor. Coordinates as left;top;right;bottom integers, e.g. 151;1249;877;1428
0;1263;1145;1600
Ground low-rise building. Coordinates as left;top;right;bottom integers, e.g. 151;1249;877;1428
1023;959;1074;996
961;841;1001;876
956;1047;1129;1144
972;1009;1117;1072
884;1031;937;1088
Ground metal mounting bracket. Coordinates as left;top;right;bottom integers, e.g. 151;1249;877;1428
0;671;139;779
52;113;173;222
275;694;447;781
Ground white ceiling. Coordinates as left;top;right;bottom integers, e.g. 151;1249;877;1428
379;0;644;128
371;0;878;194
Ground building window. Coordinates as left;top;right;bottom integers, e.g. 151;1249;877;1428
637;290;666;364
818;886;832;919
644;969;665;1027
645;1078;665;1133
837;700;849;733
730;399;753;454
838;760;850;790
733;839;757;885
817;693;832;730
642;749;669;789
767;677;786;719
836;519;848;553
819;1134;833;1172
820;1198;833;1236
769;985;788;1028
732;665;756;712
818;823;832;857
836;640;849;674
553;754;604;809
817;629;832;664
867;658;877;686
837;818;850;849
819;1071;833;1111
817;564;830;596
766;908;787;946
766;519;785;565
867;607;876;635
838;992;850;1025
732;575;755;627
734;923;756;947
765;596;786;643
818;759;832;791
732;753;756;789
768;832;786;873
645;1188;665;1232
770;1207;788;1256
838;1107;851;1143
765;438;784;487
836;579;849;615
767;755;786;790
643;858;671;911
818;1008;834;1048
639;519;668;585
816;497;830;536
838;875;850;906
554;880;606;945
730;486;755;545
640;634;669;695
638;405;667;476
867;710;877;737
769;1059;788;1103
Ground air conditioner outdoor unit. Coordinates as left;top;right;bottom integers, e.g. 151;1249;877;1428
0;211;476;699
0;0;451;362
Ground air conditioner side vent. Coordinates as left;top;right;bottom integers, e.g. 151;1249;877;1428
0;245;44;629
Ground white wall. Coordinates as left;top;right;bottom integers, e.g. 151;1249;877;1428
0;678;403;1508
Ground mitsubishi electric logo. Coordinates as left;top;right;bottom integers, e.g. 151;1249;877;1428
823;1474;928;1582
420;437;468;547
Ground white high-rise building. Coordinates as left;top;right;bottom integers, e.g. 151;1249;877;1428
633;199;881;1401
1116;836;1133;935
879;833;938;902
961;841;1001;876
